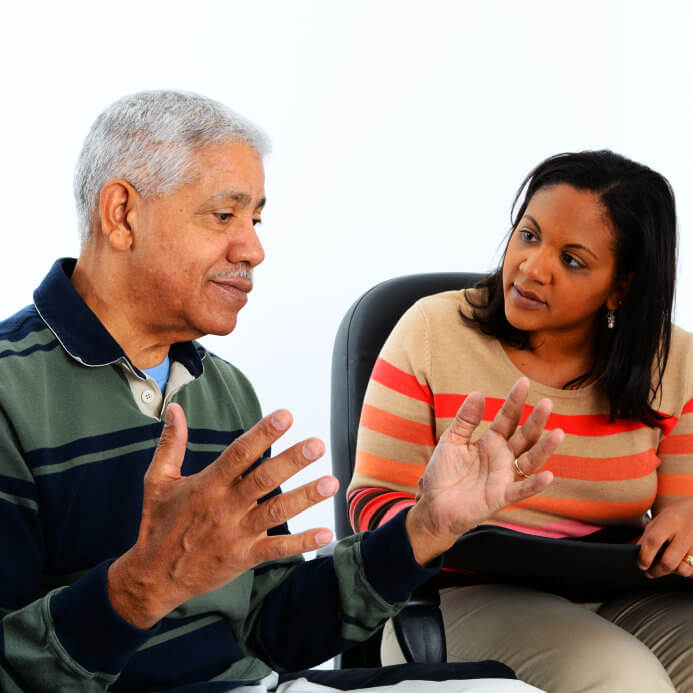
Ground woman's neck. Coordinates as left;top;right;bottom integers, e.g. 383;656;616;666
503;327;598;389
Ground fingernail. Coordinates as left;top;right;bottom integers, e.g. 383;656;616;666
164;406;174;426
271;411;290;431
317;477;337;497
315;530;332;546
303;439;323;460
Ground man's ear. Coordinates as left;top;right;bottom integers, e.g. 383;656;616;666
98;179;140;251
607;272;634;310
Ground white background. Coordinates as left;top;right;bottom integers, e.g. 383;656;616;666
1;0;692;543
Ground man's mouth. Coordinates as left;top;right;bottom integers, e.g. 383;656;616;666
210;278;253;303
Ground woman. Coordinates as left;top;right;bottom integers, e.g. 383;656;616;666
348;151;693;692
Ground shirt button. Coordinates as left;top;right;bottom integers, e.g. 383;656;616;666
141;390;155;404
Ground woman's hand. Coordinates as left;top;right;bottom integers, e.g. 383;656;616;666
638;498;693;578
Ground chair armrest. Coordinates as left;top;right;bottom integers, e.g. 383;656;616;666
392;581;446;664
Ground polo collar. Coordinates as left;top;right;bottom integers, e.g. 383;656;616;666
33;258;205;378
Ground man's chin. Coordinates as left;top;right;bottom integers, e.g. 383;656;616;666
199;314;239;337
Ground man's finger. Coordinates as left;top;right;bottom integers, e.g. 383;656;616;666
514;428;564;476
245;475;338;534
444;392;485;445
506;398;553;459
145;403;189;485
504;469;554;506
488;377;531;439
252;527;335;564
211;409;294;485
236;437;326;501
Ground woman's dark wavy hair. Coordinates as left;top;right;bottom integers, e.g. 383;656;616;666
464;150;677;425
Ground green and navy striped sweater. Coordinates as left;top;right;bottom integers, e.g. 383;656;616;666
0;259;438;692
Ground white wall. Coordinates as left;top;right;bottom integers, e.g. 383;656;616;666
1;0;691;541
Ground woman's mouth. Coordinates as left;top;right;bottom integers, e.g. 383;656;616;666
511;284;546;309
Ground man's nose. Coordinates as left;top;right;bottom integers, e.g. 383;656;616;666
228;221;265;268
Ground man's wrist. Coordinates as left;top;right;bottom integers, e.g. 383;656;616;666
405;501;468;566
107;551;170;630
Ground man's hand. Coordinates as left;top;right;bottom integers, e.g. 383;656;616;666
108;404;338;629
406;377;564;565
638;498;693;579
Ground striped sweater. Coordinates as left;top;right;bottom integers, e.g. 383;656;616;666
348;289;693;538
0;258;439;692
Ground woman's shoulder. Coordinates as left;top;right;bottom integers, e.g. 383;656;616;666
406;286;496;356
659;324;693;412
414;286;487;321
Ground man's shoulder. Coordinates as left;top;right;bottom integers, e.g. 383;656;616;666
187;345;263;427
200;348;256;390
0;304;56;364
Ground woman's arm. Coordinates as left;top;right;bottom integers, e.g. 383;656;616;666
348;301;437;531
639;394;693;578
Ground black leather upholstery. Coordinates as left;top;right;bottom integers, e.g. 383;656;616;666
330;273;483;667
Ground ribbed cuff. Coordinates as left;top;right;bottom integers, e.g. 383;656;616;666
50;559;161;675
359;508;442;604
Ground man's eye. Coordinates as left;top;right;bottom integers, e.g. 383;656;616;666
214;212;234;222
252;219;262;227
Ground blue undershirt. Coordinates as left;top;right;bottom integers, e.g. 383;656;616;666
141;355;170;392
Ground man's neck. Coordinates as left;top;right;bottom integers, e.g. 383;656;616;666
70;253;177;370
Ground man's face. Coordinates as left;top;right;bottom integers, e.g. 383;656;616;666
131;140;266;340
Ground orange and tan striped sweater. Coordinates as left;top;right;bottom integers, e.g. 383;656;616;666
348;289;693;538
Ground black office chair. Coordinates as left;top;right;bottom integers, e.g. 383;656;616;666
330;272;692;668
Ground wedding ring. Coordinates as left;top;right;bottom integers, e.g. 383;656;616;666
683;554;693;567
513;458;532;479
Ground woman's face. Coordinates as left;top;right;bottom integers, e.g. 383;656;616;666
502;183;624;345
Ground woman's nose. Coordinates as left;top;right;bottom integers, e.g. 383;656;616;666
520;248;551;283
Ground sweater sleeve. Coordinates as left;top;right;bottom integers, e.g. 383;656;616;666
654;395;693;514
238;508;441;672
347;302;436;531
0;410;157;692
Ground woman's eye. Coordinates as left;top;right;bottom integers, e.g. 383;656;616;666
561;253;584;270
519;229;536;243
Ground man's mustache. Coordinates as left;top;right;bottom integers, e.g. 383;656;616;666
211;264;254;282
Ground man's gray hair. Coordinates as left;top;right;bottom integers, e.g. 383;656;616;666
74;90;270;243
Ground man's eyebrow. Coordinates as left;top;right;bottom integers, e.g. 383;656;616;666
525;214;598;260
204;188;266;210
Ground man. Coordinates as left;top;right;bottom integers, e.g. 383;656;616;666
0;91;562;692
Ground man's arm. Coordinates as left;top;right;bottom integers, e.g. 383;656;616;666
228;377;564;670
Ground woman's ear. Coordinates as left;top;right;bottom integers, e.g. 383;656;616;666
98;179;139;251
607;272;634;310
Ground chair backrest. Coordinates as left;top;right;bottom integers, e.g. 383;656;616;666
329;272;484;540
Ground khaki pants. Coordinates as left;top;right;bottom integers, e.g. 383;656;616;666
381;585;693;693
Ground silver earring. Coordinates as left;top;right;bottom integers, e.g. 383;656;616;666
607;309;616;329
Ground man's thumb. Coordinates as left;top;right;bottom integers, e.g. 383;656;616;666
146;403;189;483
446;392;484;445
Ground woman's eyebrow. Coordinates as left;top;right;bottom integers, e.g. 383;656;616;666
525;214;599;260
